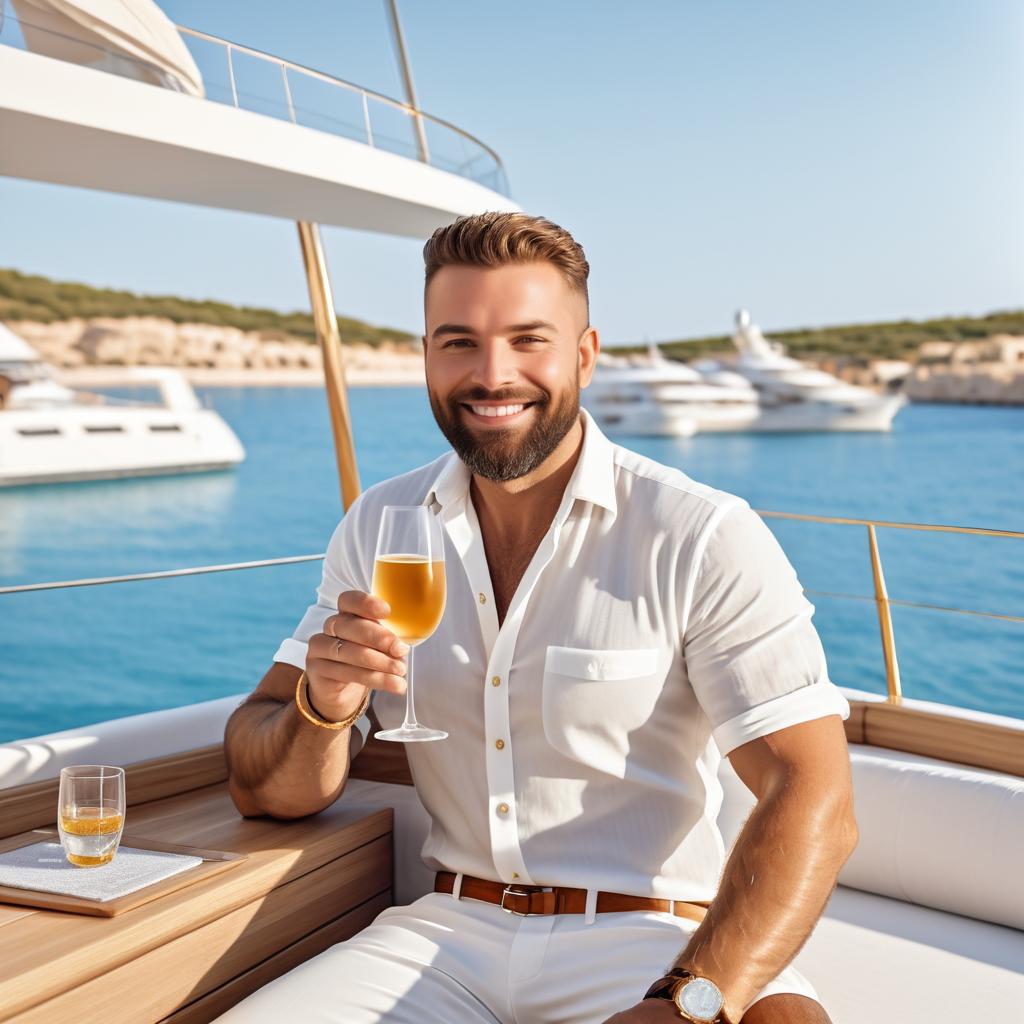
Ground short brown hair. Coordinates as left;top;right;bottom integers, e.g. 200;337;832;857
423;212;590;315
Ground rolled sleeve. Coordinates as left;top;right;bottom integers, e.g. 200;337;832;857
683;501;850;756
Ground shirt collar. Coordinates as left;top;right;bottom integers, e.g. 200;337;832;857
424;406;618;522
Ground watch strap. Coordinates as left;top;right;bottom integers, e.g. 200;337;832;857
645;967;695;1002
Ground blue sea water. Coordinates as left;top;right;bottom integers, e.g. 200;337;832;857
0;388;1021;743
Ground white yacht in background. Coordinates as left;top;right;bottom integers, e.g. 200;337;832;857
696;310;908;432
584;312;907;435
0;324;245;486
582;344;755;436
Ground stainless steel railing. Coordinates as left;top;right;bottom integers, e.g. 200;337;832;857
1;513;1020;708
0;4;509;195
174;25;509;195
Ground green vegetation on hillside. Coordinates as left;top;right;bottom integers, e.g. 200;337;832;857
3;268;1020;362
633;311;1024;362
0;268;416;348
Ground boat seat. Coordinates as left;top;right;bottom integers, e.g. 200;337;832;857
718;744;1024;1021
343;741;1024;1023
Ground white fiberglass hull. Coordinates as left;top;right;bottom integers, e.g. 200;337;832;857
584;393;906;436
582;400;699;437
692;393;907;433
0;405;245;486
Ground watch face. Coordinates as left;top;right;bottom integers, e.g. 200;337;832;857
675;977;724;1021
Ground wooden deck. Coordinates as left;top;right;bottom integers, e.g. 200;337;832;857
0;781;392;1023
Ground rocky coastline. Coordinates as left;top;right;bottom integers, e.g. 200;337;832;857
10;316;425;387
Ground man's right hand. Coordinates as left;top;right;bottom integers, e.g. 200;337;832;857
305;590;409;723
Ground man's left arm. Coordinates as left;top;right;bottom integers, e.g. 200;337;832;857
607;714;857;1023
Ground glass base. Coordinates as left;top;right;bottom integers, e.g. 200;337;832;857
375;725;448;743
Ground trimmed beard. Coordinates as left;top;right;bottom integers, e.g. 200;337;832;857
428;374;581;483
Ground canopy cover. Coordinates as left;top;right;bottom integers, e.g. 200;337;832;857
11;0;204;96
0;323;43;363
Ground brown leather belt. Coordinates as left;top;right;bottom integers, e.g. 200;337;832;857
435;871;710;925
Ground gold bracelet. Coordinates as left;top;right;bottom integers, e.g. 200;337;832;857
295;672;370;731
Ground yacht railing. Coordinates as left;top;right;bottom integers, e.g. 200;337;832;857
1;513;1020;709
0;4;510;196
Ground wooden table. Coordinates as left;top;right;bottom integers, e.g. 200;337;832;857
0;782;393;1023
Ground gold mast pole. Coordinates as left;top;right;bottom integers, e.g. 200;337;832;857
867;524;902;703
385;0;430;165
297;221;361;510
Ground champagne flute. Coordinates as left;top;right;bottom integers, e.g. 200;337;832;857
372;505;448;742
57;765;126;867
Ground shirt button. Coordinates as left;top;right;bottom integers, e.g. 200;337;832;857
491;675;501;687
587;661;598;675
479;593;487;604
495;739;505;750
497;802;510;816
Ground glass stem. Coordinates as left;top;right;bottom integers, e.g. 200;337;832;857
401;644;419;729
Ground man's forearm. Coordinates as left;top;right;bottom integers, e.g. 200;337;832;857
225;693;359;819
673;774;858;1022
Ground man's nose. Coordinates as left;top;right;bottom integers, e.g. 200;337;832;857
469;343;518;393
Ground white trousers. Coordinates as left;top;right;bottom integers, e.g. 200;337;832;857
215;887;819;1023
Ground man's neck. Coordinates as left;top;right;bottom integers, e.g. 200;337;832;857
469;414;584;546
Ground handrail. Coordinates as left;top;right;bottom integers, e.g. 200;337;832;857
172;25;508;192
758;510;1022;539
756;510;1024;704
1;512;1020;713
174;25;506;172
0;554;325;595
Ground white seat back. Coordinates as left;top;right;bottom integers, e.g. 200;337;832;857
717;742;1024;931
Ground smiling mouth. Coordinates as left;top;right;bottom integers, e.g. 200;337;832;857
460;402;537;423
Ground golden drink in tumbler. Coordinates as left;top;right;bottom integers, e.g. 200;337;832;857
372;555;446;643
59;807;125;866
58;765;126;867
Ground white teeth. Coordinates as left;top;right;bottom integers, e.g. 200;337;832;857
470;404;525;418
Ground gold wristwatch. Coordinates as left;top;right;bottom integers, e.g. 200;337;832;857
644;968;726;1022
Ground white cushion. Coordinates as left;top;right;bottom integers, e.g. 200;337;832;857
792;884;1024;1023
717;743;1024;931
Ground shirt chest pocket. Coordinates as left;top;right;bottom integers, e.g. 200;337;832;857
542;645;665;777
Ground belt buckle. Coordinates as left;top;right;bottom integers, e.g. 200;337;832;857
500;884;553;916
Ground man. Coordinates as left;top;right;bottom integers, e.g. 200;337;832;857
220;213;858;1023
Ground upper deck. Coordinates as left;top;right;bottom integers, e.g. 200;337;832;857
0;4;518;235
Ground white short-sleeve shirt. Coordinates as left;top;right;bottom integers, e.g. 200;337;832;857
274;408;850;900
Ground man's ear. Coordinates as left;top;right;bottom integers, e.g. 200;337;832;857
579;325;600;387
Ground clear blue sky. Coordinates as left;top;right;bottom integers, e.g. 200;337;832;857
1;0;1021;344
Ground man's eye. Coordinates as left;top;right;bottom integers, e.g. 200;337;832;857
444;339;472;348
515;336;546;345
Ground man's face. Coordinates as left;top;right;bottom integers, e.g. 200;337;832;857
423;261;598;483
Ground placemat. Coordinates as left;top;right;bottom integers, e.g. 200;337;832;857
0;841;203;903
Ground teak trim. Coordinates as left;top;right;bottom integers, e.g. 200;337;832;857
0;698;1019;834
0;746;228;841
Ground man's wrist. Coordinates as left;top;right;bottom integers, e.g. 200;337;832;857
296;673;369;730
645;967;736;1023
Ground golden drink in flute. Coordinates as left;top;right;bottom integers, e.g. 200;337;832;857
373;506;448;742
57;765;126;867
373;555;446;643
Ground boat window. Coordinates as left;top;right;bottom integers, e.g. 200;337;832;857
84;425;126;433
16;427;61;437
149;424;183;432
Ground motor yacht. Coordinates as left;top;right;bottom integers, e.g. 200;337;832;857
697;310;908;432
0;3;1018;1022
582;343;757;436
584;313;908;436
0;324;245;486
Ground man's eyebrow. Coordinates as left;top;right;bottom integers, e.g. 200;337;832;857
431;320;558;339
